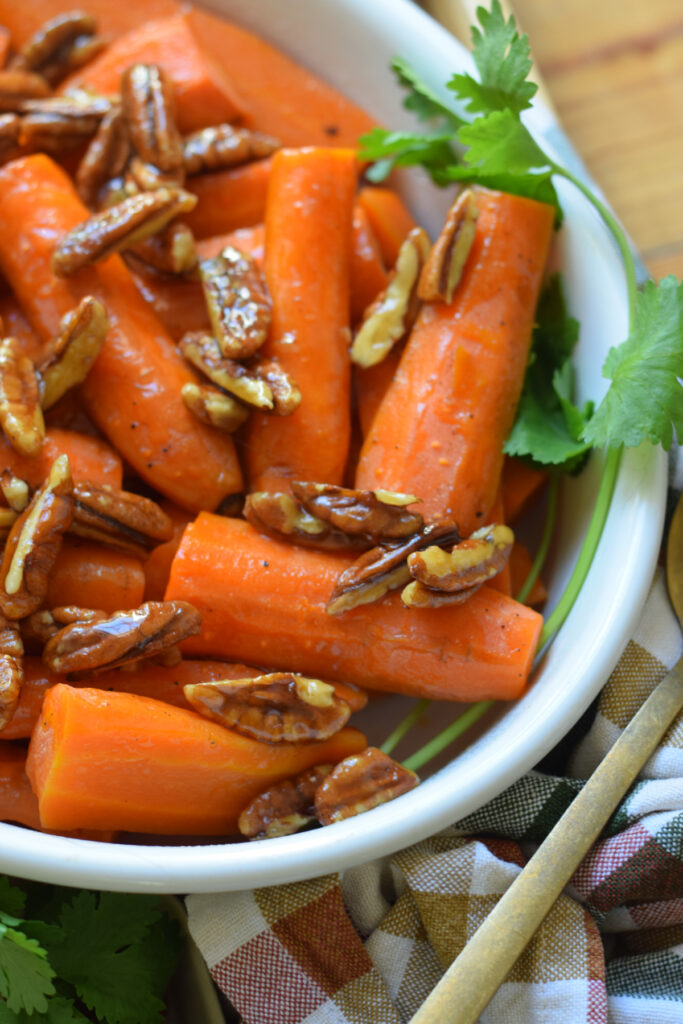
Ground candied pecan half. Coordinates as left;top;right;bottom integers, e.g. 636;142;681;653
350;227;431;368
21;605;106;649
70;481;174;557
127;221;197;276
238;764;333;840
0;337;45;457
11;11;102;85
181;382;249;433
76;105;130;208
407;523;514;592
0;70;50;112
0;472;29;512
0;455;73;620
179;331;273;410
39;296;109;410
0;614;23;731
183;124;279;176
0;114;21;164
401;580;484;608
42;600;201;674
326;516;462;616
184;673;351;744
52;186;197;276
127;154;184;192
254;359;301;416
314;747;418;825
292;483;423;542
244;492;366;550
122;63;184;177
20;94;111;154
418;188;478;304
0;509;18;540
200;248;271;360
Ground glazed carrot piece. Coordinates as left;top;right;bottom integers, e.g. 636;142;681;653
1;660;64;742
0;155;243;511
246;148;357;491
0;0;179;44
0;293;47;362
354;349;402;437
357;187;418;266
27;685;367;834
0;25;10;68
166;514;543;703
355;189;554;533
47;539;146;613
509;543;548;607
350;204;389;324
184;158;272;240
195;225;266;263
484;488;511;596
0;428;122;489
0;744;42;830
143;502;193;601
501;456;549;524
187;7;377;148
61;12;245;133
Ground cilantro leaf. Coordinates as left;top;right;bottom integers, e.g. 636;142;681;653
457;108;550;175
0;928;55;1015
0;995;89;1024
391;56;461;126
448;0;536;114
358;127;458;182
0;881;26;920
582;275;683;450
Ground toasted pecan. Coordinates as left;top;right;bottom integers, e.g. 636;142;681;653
0;114;21;163
11;11;102;85
418;188;478;304
244;492;366;550
400;580;484;608
21;605;106;649
76;105;130;208
0;614;23;731
253;358;301;416
70;481;174;557
39;296;109;410
238;764;333;840
0;455;73;621
183;124;279;176
42;599;201;674
0;337;45;457
314;747;418;825
184;673;351;744
0;472;29;512
181;382;249;433
292;483;423;542
127;221;197;276
200;248;271;360
122;63;184;177
407;523;514;592
179;331;273;410
20;93;111;153
0;70;51;111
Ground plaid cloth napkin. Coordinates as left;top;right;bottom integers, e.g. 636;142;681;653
186;517;683;1023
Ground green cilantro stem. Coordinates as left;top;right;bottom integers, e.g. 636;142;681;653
402;701;495;773
515;472;559;604
381;698;430;756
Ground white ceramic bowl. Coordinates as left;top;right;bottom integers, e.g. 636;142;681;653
0;0;666;892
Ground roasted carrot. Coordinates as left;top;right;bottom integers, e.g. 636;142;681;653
0;428;122;489
195;224;266;263
0;25;10;67
246;147;357;491
509;543;548;607
0;0;179;44
355;188;554;533
27;685;367;834
166;514;543;702
61;12;245;133
184;158;272;240
0;155;243;511
501;456;549;524
354;349;402;437
357;187;418;266
143;502;193;601
47;539;145;613
350;204;389;324
484;487;511;596
1;660;64;742
0;293;43;363
187;7;377;148
0;744;42;830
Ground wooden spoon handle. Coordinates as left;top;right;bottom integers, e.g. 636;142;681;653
409;658;683;1024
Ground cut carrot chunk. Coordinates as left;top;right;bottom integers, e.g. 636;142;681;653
0;428;122;489
502;456;549;524
185;158;272;239
509;543;548;607
357;187;418;266
47;539;145;614
351;204;389;324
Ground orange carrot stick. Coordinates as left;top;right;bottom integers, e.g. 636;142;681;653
187;7;376;148
350;204;389;324
0;428;122;489
355;189;554;533
0;155;243;511
0;293;43;363
166;514;543;703
142;502;193;601
0;26;10;68
354;349;402;437
195;224;266;263
501;456;549;524
509;543;548;607
184;158;272;240
27;685;367;834
357;187;418;266
61;12;245;133
246;148;357;491
47;539;146;613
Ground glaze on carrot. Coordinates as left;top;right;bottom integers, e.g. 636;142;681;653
357;187;418;266
47;539;146;613
355;188;554;533
501;456;548;524
27;685;367;834
0;155;243;511
246;147;357;491
0;428;122;489
184;158;272;240
166;514;543;702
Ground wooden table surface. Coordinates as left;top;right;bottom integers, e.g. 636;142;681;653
425;0;683;281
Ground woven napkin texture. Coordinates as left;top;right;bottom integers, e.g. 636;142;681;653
186;573;683;1024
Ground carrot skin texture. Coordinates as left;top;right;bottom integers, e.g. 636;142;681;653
47;539;146;613
350;204;389;324
61;13;245;133
27;685;367;835
246;148;357;491
0;155;243;511
184;159;272;240
0;428;122;489
355;189;554;533
357;187;418;266
501;456;549;524
166;514;542;703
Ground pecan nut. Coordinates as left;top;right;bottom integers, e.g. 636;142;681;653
0;455;73;620
42;600;201;674
0;337;45;456
418;188;478;304
238;764;333;840
122;63;184;177
0;614;23;731
401;580;483;608
0;509;18;540
0;114;21;164
292;482;423;542
0;70;51;112
11;11;102;85
244;492;366;550
407;523;514;592
314;747;418;825
184;673;351;744
351;226;431;368
39;296;109;410
254;359;301;416
179;331;274;410
127;221;197;276
21;606;106;649
70;481;174;557
52;187;197;276
76;105;131;208
127;154;185;193
181;382;249;433
20;94;111;153
183;124;279;176
200;248;271;360
0;472;29;512
326;516;462;616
